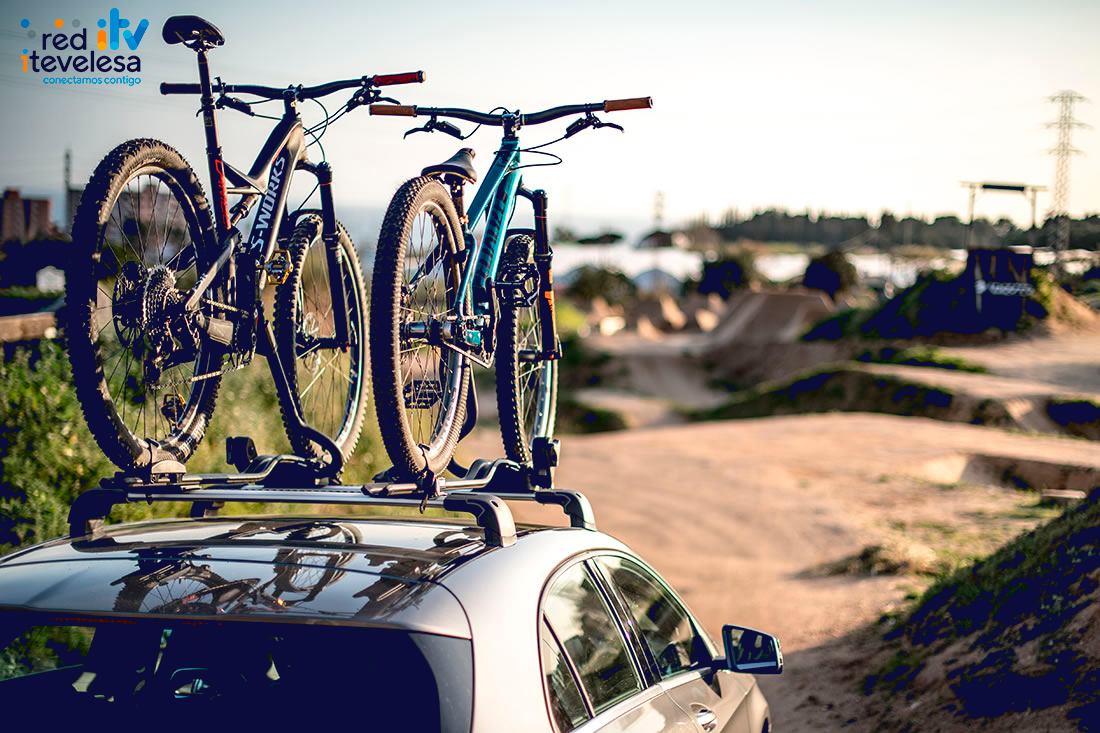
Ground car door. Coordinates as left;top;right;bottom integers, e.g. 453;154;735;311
541;559;699;733
592;555;754;733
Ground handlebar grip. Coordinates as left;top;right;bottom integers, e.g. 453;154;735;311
371;71;426;87
603;97;653;112
161;82;201;95
370;104;418;117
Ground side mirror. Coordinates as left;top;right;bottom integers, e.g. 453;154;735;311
719;625;783;675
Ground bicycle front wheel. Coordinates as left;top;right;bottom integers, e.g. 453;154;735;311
65;138;224;471
274;215;368;461
495;235;558;463
370;177;469;479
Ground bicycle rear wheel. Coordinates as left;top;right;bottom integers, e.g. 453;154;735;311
495;235;558;463
370;177;469;479
273;215;368;461
65;138;224;471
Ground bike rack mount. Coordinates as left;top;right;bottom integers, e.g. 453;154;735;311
68;437;590;549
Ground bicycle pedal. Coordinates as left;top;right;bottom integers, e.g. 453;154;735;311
161;393;185;428
494;263;539;308
264;249;292;285
403;380;443;409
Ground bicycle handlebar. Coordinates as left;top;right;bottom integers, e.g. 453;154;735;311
368;97;653;126
159;71;425;100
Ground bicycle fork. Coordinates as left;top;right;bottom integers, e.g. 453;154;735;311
517;186;561;362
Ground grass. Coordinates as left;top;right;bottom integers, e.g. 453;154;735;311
853;346;987;373
689;364;1014;430
555;394;628;434
865;493;1100;716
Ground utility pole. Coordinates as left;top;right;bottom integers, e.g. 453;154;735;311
1046;90;1089;279
653;191;665;231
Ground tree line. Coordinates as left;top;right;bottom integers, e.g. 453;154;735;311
695;209;1100;250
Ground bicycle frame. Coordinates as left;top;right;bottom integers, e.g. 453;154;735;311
169;46;352;472
457;135;560;364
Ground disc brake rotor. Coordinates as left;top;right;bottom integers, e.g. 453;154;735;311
302;312;321;374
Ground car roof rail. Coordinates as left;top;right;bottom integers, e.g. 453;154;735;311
67;438;593;548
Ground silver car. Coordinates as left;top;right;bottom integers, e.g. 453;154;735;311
0;485;780;732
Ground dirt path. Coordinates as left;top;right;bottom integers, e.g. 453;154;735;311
458;414;1100;731
940;330;1100;395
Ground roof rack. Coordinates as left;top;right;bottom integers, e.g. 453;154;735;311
67;437;592;548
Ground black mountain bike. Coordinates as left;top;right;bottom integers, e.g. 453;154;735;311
368;96;652;482
66;16;424;477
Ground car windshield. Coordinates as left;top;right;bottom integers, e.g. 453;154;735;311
0;610;471;732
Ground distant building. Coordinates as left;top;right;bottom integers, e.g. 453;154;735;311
1;189;54;243
637;229;693;249
0;189;61;289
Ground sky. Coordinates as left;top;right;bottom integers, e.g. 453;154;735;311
1;0;1098;245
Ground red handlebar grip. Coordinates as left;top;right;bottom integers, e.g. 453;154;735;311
161;82;201;95
369;104;418;117
371;71;426;86
604;97;653;112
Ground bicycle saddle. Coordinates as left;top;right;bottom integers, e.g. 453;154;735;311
422;148;478;184
162;15;225;47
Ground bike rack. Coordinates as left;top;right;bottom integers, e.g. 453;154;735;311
68;436;587;549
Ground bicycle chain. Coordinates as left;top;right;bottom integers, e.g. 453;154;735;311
154;353;250;388
201;296;246;314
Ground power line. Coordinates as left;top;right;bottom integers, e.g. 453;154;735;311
1045;90;1089;277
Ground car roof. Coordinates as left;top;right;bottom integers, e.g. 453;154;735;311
0;513;627;638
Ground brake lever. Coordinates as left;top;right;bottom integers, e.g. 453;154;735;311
403;117;464;139
564;113;624;139
348;88;400;112
216;94;255;117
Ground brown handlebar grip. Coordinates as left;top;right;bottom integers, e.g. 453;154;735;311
369;104;418;116
604;97;653;112
372;71;426;86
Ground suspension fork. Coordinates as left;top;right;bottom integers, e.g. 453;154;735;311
518;187;560;360
305;160;351;346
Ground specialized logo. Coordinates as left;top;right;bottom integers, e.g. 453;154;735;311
251;156;288;244
19;9;147;79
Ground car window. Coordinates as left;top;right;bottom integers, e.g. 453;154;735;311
0;614;472;732
596;556;709;678
543;562;642;714
540;618;590;732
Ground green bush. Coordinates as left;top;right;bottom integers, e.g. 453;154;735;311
1;339;384;556
0;341;114;552
684;251;758;298
566;266;637;308
803;250;859;299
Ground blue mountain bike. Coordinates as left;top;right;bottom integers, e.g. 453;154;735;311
367;97;652;482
